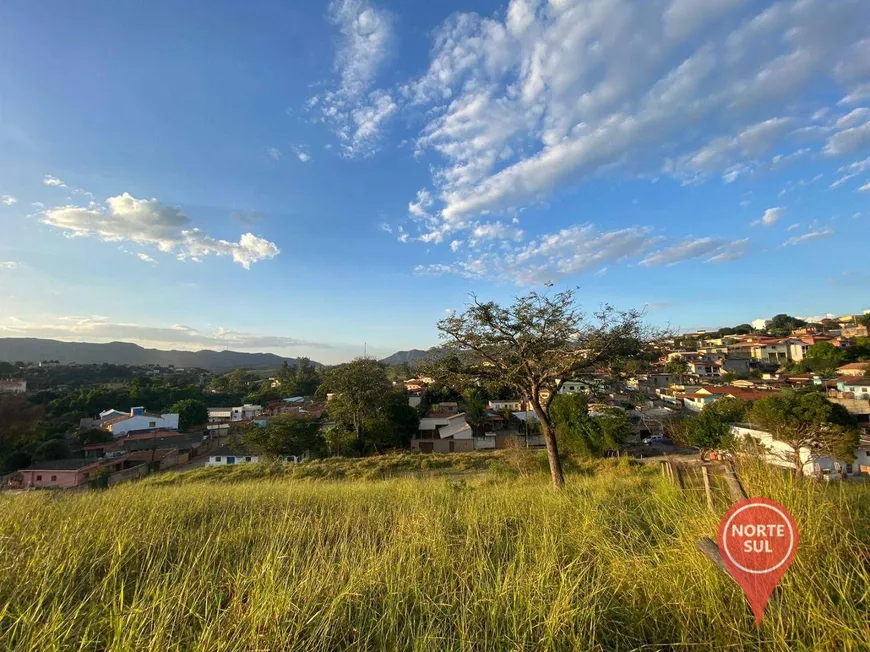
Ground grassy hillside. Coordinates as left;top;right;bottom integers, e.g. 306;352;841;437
0;456;868;650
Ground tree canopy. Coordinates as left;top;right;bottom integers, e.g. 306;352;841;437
170;399;208;430
428;289;648;487
747;390;859;474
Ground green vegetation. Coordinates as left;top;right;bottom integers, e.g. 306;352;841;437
1;458;867;650
550;393;633;457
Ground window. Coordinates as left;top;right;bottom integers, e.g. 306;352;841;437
215;456;222;462
36;475;42;481
245;456;252;462
51;475;57;482
149;421;156;428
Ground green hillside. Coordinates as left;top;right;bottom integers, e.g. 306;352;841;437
0;456;867;650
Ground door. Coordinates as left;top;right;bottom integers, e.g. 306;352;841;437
419;442;433;453
449;441;455;452
226;456;236;465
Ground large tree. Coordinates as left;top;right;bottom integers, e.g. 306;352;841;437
747;390;859;475
240;416;323;459
430;289;647;488
803;342;848;374
324;358;392;451
169;399;208;430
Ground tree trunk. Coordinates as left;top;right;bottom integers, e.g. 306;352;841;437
530;396;565;489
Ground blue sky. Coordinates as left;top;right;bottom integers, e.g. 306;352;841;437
1;0;869;364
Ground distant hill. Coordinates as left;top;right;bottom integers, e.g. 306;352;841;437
379;348;446;367
0;338;322;373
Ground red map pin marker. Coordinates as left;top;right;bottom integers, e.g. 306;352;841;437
717;497;799;626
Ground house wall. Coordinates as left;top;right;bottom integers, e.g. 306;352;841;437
731;425;868;477
207;454;261;466
20;469;87;488
108;463;148;487
110;414;179;437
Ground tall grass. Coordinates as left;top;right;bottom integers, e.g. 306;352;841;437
0;457;867;650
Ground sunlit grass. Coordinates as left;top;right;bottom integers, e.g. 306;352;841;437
0;455;867;650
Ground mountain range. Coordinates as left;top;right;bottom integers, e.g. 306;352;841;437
0;338;320;373
378;348;446;366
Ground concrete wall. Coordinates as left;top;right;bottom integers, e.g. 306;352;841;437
111;414;179;437
20;469;85;489
108;463;148;487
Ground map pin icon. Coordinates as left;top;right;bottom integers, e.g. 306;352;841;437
717;497;799;627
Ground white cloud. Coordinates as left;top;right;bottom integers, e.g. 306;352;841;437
391;0;869;237
449;240;462;252
824;119;870;156
787;223;800;231
268;147;282;161
829;157;870;189
310;0;395;156
137;253;157;264
0;261;19;269
754;206;784;227
783;229;834;246
639;237;748;267
859;181;870;192
43;175;66;187
41;192;280;269
297;151;311;163
835;108;870;129
0;316;332;351
1;194;17;206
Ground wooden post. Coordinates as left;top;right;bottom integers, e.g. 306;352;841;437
701;465;714;512
723;463;748;502
696;536;732;577
675;463;685;492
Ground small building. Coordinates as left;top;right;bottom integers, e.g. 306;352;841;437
418;413;465;439
841;324;870;339
730;424;870;478
231;404;263;421
19;458;126;489
207;446;303;466
0;379;27;394
101;407;180;438
432;402;459;414
411;416;496;453
837;362;870;377
488;399;524;412
207;407;233;423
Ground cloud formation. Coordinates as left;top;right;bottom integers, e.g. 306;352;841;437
783;229;834;246
308;0;396;157
41;192;280;269
1;195;17;206
0;317;333;351
754;206;784;227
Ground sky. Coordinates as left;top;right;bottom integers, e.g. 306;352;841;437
1;0;869;364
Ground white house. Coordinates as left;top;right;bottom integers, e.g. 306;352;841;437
0;379;27;394
751;318;771;330
411;416;496;453
207;446;304;466
231;404;263;421
730;423;870;478
207;407;233;423
102;407;179;438
488;399;524;412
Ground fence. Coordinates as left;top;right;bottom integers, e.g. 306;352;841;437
107;463;148;487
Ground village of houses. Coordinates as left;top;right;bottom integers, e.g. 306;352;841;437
6;311;870;490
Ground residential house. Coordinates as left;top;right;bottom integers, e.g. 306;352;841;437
417;413;465;439
781;338;810;362
837;362;870;377
0;379;27;394
432;402;459;414
688;360;721;378
840;377;870;400
411;415;496;453
751;318;771;330
101;407;180;438
207;407;233;423
231;404;263;421
626;374;676;394
19;457;127;489
681;386;774;412
730;424;870;478
207;445;304;466
488;399;524;412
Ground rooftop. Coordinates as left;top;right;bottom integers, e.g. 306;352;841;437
23;458;105;472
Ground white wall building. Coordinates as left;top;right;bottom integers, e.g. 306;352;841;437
207;447;304;466
103;407;179;438
0;379;27;394
730;424;870;478
231;404;263;421
207;407;233;423
488;399;524;411
751;318;771;330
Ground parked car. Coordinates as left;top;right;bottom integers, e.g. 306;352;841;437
642;434;672;446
